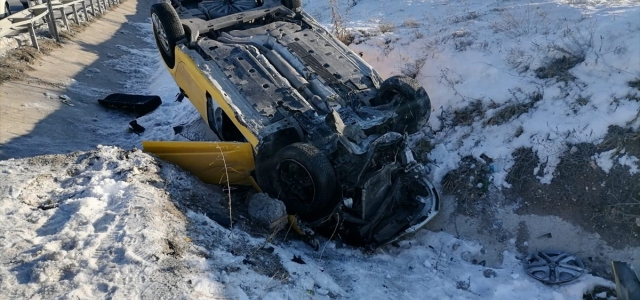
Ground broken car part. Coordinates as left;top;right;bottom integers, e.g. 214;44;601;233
523;251;585;285
98;93;162;116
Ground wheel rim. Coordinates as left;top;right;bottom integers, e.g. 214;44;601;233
524;251;585;284
151;13;170;54
277;159;316;207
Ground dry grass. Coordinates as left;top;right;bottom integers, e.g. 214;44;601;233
451;100;485;126
329;0;355;45
0;40;60;84
402;18;421;28
485;91;543;126
535;55;584;81
379;22;396;33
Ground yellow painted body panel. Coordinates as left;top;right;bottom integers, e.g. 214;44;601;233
171;48;260;148
142;141;259;188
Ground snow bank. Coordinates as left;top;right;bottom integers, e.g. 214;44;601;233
0;147;613;299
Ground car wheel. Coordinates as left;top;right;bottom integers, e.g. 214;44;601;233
21;1;27;9
280;0;301;11
5;2;11;16
373;75;431;134
150;2;185;69
271;143;336;220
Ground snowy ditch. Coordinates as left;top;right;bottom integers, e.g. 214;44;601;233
2;0;639;298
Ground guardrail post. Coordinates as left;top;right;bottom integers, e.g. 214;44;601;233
27;22;40;51
71;3;79;24
101;0;107;11
58;7;69;30
81;1;88;21
46;0;61;42
89;0;96;16
97;0;103;14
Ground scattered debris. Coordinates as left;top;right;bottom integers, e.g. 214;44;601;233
537;233;552;239
98;93;162;116
175;92;185;102
129;120;145;134
483;269;497;278
292;255;306;264
37;203;58;210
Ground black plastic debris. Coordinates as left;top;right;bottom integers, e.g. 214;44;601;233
175;92;185;102
523;251;584;285
98;93;162;116
292;255;306;264
611;261;640;300
129;120;145;134
38;203;58;210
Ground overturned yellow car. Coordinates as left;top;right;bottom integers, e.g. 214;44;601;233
147;0;440;246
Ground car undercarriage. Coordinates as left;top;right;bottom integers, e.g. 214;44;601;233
150;0;440;247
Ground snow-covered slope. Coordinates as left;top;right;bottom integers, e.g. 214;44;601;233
304;0;640;186
0;147;614;299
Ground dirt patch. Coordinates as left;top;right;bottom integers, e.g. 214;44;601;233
629;78;640;91
505;126;640;249
0;40;60;84
442;155;493;216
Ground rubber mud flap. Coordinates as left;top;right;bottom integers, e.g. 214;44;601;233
98;93;162;116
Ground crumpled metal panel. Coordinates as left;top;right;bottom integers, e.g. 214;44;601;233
142;140;257;187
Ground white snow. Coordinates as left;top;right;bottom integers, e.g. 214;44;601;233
0;147;614;299
3;0;639;298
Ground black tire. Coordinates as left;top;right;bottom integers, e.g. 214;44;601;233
280;0;301;11
21;2;28;9
270;143;336;220
150;2;185;69
373;75;431;134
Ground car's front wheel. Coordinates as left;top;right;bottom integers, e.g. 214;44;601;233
373;75;431;134
150;2;185;69
262;143;337;221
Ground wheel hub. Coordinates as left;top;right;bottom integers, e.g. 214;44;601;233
277;159;316;206
151;13;170;53
523;251;585;285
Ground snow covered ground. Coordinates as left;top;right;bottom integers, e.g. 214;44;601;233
2;0;639;298
0;147;614;299
304;0;640;186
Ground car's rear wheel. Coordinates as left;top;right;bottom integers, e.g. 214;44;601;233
150;2;185;69
373;75;431;134
266;143;336;220
21;1;27;9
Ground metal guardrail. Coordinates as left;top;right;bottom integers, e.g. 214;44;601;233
0;0;124;50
